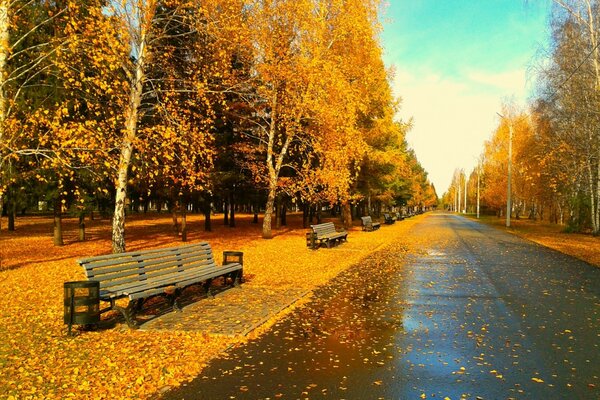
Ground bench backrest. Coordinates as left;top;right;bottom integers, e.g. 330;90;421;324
361;216;373;226
310;222;338;237
78;242;216;292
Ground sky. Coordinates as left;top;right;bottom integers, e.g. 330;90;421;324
380;0;553;195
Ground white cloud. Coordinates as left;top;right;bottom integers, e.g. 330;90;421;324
466;69;529;98
391;66;528;193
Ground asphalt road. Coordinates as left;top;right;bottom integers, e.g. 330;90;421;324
163;213;600;400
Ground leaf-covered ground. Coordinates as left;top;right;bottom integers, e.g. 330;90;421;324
0;213;421;399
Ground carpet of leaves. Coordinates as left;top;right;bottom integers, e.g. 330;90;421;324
0;213;421;399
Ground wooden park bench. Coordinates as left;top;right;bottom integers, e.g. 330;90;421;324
383;213;396;225
361;216;381;232
308;222;348;249
77;242;243;328
395;212;405;221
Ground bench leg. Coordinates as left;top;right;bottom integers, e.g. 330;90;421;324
168;288;182;312
204;279;215;298
233;269;243;288
114;300;140;329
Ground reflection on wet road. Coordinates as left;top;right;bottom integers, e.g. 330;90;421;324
163;213;600;399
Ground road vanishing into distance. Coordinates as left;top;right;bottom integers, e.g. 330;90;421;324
164;213;600;400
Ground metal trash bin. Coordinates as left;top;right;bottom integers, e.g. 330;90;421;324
223;251;244;284
306;231;316;249
64;281;100;335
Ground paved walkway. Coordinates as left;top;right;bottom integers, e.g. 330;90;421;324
140;285;309;336
163;213;600;400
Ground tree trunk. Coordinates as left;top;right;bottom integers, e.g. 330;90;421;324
111;27;148;254
203;199;212;232
595;149;600;235
588;159;599;235
275;197;281;229
341;202;352;230
262;180;276;239
172;207;179;237
229;191;235;228
0;0;8;146
223;198;229;225
181;202;187;242
7;198;14;231
53;199;63;246
281;200;287;226
261;89;293;238
316;202;322;224
78;214;85;241
302;203;308;228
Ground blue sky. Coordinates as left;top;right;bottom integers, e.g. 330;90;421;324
380;0;552;194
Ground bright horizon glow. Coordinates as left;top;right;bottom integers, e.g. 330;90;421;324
380;0;552;195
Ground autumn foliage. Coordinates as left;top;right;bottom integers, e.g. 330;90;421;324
0;0;436;252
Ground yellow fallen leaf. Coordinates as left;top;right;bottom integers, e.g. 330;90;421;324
532;377;544;383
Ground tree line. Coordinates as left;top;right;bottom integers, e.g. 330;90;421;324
0;0;437;251
444;0;600;236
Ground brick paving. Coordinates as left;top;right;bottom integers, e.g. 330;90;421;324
139;285;309;336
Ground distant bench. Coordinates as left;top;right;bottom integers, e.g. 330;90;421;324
383;213;396;224
78;242;243;328
308;222;348;249
361;216;381;232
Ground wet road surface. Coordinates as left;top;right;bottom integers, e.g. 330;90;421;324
163;213;600;399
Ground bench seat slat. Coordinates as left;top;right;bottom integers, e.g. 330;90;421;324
96;258;223;291
80;247;213;270
86;255;216;282
126;263;241;301
102;262;243;301
77;242;212;264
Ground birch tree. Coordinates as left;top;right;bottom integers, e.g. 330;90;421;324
60;0;235;252
549;0;600;233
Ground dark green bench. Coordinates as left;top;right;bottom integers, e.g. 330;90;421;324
78;242;243;328
361;216;381;231
309;222;348;249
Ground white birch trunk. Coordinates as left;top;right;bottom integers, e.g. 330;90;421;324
595;149;600;234
262;91;278;239
261;90;294;239
0;0;8;144
111;32;147;253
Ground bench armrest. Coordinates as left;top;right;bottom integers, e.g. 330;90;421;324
223;251;243;267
